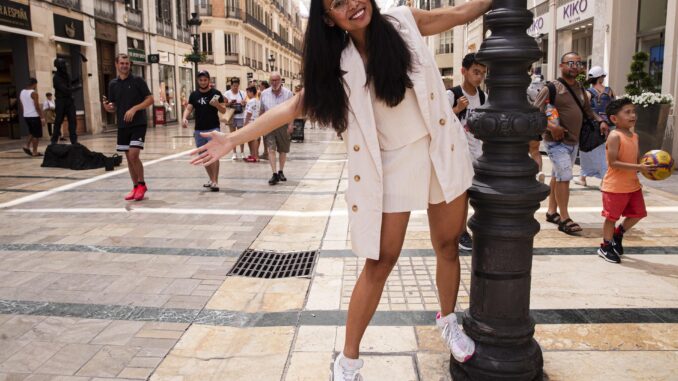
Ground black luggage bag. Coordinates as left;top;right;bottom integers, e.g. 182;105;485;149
42;143;122;171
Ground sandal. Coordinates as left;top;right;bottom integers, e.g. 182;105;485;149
545;212;561;225
558;218;583;235
22;147;32;156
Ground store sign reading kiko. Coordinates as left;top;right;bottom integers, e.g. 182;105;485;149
557;0;594;29
0;0;32;30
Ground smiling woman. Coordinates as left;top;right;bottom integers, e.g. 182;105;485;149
189;0;491;379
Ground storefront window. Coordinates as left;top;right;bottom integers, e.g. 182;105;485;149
179;68;193;118
637;0;667;89
131;65;146;80
159;64;177;121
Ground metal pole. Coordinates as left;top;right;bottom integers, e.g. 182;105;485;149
450;0;548;380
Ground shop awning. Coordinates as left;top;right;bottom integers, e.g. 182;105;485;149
50;35;92;47
0;25;43;38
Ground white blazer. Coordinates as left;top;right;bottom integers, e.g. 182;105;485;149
341;6;474;260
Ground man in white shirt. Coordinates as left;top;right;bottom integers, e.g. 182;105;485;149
259;72;293;185
19;78;45;156
223;77;247;160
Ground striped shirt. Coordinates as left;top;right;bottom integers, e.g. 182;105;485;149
259;87;293;115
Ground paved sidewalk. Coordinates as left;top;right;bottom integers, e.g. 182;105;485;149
0;125;677;381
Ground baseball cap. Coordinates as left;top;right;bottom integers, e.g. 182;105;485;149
197;70;210;78
587;66;607;79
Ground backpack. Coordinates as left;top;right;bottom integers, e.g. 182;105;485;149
451;85;486;121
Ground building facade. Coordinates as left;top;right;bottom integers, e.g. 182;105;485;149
0;0;196;140
196;0;304;91
423;0;677;158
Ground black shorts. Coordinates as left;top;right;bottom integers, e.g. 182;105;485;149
117;125;147;151
25;117;43;138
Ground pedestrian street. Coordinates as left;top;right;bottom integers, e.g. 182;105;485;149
0;124;677;380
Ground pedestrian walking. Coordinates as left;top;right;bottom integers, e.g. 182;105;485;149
103;53;154;201
597;98;655;263
533;52;610;235
182;70;226;191
190;1;490;379
50;58;80;144
447;52;487;251
576;66;615;187
259;72;293;185
223;77;247;160
19;78;45;157
243;86;261;162
43;93;56;138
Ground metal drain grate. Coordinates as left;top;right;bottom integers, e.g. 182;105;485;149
228;249;318;279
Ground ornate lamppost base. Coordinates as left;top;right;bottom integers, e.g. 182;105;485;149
450;339;543;381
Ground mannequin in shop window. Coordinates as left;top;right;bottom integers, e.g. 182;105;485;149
50;58;81;145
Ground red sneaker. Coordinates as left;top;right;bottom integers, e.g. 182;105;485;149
124;185;138;201
133;184;147;201
244;155;258;163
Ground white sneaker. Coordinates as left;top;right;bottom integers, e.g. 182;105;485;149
231;153;238;160
236;152;243;160
436;312;475;363
330;352;364;381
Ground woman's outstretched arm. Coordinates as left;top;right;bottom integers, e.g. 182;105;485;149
190;91;304;166
410;0;491;37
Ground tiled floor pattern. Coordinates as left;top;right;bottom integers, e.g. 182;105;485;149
340;256;472;311
2;125;678;380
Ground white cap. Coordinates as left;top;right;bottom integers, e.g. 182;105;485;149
588;66;607;79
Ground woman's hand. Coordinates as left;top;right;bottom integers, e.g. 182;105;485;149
190;131;234;166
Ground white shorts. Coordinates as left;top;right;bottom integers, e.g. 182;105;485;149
381;135;445;213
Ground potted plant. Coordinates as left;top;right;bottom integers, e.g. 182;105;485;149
622;51;674;155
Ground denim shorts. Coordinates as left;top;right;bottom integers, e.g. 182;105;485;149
194;128;219;148
546;141;578;181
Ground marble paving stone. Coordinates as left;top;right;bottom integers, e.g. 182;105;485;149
90;321;145;346
334;326;417;353
116;367;153;379
75;346;139;378
535;323;678;351
416;353;452;381
359;355;418;381
34;344;101;376
542;351;678;381
293;326;337;352
0;342;64;373
206;277;310;313
284;352;333;381
0;316;46;340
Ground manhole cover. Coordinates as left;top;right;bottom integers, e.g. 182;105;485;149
229;249;318;279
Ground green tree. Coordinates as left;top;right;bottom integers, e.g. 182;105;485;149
625;51;656;95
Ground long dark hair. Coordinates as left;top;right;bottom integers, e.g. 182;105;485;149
302;0;413;134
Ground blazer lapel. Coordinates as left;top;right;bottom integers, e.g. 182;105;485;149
341;40;383;175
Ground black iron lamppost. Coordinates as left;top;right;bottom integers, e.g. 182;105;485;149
268;54;276;72
450;0;548;380
187;12;202;88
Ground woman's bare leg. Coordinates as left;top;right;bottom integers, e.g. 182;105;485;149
342;212;410;359
427;193;467;316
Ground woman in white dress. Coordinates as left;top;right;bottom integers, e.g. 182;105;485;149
191;0;491;379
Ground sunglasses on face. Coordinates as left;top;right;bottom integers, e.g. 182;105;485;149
562;61;584;68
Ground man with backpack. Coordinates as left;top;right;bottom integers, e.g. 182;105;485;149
224;77;247;160
447;53;487;251
533;52;610;235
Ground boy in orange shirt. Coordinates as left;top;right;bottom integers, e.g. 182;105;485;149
598;98;656;263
